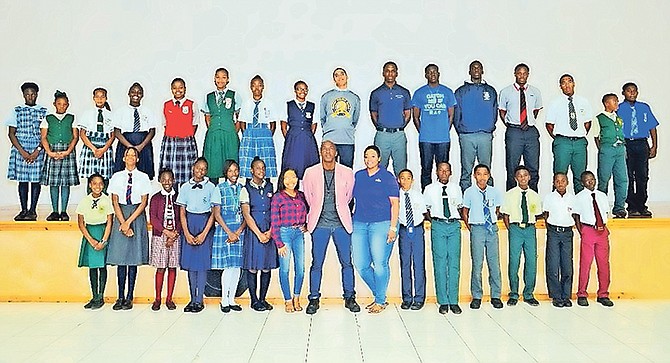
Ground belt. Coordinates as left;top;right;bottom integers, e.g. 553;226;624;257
626;138;647;142
505;123;535;130
431;217;460;223
557;135;585;141
510;222;535;229
546;223;572;233
376;126;403;133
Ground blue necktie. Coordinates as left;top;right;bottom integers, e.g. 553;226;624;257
133;108;140;132
631;106;639;136
253;101;260;127
481;190;494;232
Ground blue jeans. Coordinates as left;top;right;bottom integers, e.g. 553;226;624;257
334;144;355;169
469;224;502;299
374;131;407;176
458;132;493;192
398;225;426;304
278;227;305;301
351;220;394;305
545;224;574;300
505;126;540;191
419;142;450;191
309;226;355;300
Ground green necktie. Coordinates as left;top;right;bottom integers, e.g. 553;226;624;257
521;190;529;224
442;185;450;219
97;109;104;132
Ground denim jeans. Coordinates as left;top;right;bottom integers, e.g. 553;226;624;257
469;224;502;299
278;226;305;301
309;226;355;300
419;142;450;191
334;144;355;169
351;220;394;304
458;132;493;192
398;225;426;303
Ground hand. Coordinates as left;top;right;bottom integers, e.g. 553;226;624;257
92;147;103;159
650;146;657;159
277;245;288;257
227;231;239;243
120;221;130;233
387;229;397;243
186;234;197;245
123;228;135;237
299;225;308;233
165;237;175;248
135;145;143;152
27;149;40;163
94;241;104;251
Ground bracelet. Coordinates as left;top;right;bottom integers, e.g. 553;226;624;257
389;226;397;232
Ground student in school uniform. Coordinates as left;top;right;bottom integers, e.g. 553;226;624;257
423;161;463;315
238;75;278;179
397;169;428;310
177;157;220;313
543;172;576;308
40;90;80;221
113;82;159;180
78;88;115;189
106;147;151;311
159;78;199;189
462;164;504;310
76;173;113;310
7;82;47;221
572;171;614;307
281;80;320;179
149;168;182;311
212;160;247;313
201;68;241;183
500;165;542;307
241;157;278;312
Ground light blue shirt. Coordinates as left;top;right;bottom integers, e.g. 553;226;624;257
463;185;503;224
176;177;221;213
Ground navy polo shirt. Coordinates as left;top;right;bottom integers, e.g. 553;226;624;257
352;168;399;223
369;83;412;128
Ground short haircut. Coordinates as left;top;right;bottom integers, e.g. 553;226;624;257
321;139;337;152
277;168;300;191
364;145;381;158
514;165;530;176
398;168;413;178
469;60;482;69
553;172;568;182
436;161;451;170
21;82;39;93
514;63;529;73
158;168;174;179
424;63;439;73
251;74;264;84
171;77;186;87
622;82;637;92
129;82;143;93
215;67;229;76
194;156;208;167
294;80;307;90
332;67;347;77
602;93;618;105
559;74;574;83
473;163;490;174
383;61;398;70
87;172;104;185
222;159;240;181
580;170;595;180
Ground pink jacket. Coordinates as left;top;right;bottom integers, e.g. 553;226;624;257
302;163;354;233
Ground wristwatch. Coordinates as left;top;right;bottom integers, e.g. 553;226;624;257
389;226;397;232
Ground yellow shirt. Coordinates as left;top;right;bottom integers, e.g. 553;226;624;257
75;194;113;225
500;186;542;223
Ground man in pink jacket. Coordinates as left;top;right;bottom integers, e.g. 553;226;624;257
302;140;360;314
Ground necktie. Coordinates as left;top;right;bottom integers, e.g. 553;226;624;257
591;193;604;229
481;190;494;232
442;185;450;219
192;183;203;190
253;101;260;127
521;190;529;224
298;102;306;112
165;195;175;230
91;198;100;209
519;86;528;131
405;192;414;227
97;109;104;132
631;106;639;136
176;100;181;107
216;91;224;106
126;172;133;204
568;96;578;131
133;108;140;132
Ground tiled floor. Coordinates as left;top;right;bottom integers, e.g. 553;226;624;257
1;300;668;362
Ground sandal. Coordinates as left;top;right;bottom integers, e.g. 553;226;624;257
368;303;386;314
293;297;303;312
365;301;376;310
285;300;295;313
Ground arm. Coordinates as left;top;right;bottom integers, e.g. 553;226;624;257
8;127;30;160
241;203;269;242
498;109;507;123
403;109;411;127
78;214;103;250
269;121;276;135
412;107;421;132
311;122;317;134
120;194;148;236
79;128;96;151
204;114;211;128
584;120;592;133
502;213;510;229
572;213;582;236
461;207;471;231
180;205;195;245
532;109;540;119
545;123;556;139
114;128;133;148
62;128;79;156
280;120;288;138
270;196;284;248
195;208;216;245
388;197;399;243
370;111;380;128
149;196;164;236
650;128;658;158
41;128;55;158
103;214;113;245
136;128;156;152
448;106;454;129
594;136;601;151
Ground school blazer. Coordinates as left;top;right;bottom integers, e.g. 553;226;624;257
303;163;354;234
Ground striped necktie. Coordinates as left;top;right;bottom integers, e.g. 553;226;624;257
97;109;104;132
481;190;494;232
133;108;140;132
126;172;133;204
404;192;414;227
253;101;260;127
519;85;528;131
631;106;639;136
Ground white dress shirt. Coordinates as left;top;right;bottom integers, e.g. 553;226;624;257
423;181;462;220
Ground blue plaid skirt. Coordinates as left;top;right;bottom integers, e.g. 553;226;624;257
212;220;244;269
41;143;80;186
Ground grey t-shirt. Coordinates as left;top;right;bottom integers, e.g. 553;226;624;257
316;169;344;228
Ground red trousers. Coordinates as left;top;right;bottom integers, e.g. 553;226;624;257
577;225;610;298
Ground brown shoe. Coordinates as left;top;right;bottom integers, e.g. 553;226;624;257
285;300;295;313
368;303;386;314
292;296;303;311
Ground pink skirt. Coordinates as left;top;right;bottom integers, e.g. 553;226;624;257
149;234;180;268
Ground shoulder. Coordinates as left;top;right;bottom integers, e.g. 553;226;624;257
397;84;411;94
336;163;354;176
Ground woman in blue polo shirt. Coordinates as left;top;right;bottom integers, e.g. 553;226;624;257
351;145;399;313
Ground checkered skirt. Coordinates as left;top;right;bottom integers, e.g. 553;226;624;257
239;124;277;178
211;221;244;269
40;143;80;186
78;130;114;179
149;234;181;268
159;136;197;185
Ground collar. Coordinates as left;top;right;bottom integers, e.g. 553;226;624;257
160;189;175;197
382;82;397;90
464;79;487;85
53;113;67;120
188;177;209;186
216;88;229;95
172;98;186;105
334;87;349;92
249;178;267;189
602;110;617;120
514;83;527;91
124;168;137;175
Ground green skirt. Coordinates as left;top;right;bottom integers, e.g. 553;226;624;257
78;223;107;268
203;121;239;178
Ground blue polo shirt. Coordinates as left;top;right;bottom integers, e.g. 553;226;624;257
176;178;221;213
369;83;411;128
412;84;457;143
463;185;503;224
617;101;659;139
454;81;498;134
352;168;399;223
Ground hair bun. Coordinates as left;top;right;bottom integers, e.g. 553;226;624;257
54;90;67;98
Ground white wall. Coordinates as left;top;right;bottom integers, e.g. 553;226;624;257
0;0;666;206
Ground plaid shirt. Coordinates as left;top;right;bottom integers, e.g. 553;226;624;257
270;190;308;248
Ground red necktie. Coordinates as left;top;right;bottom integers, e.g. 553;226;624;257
519;85;528;131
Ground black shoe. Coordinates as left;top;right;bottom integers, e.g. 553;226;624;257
251;301;266;312
184;302;194;312
262;301;273;311
344;297;360;313
46;212;60;221
491;298;503;309
192;303;204;313
628;210;642;218
400;301;412;310
551;299;564;308
229;304;242;312
306;299;319;315
613;210;627;219
577;297;589;307
438;305;449;314
449;305;462;314
563;299;573;308
597;297;614;307
507;298;518;306
410;302;424;310
121;299;133;310
84;299;95;309
14;210;28;221
220;304;231;313
112;298;124;311
151;300;161;311
59;212;70;221
524;298;540;307
91;298;105;310
166;300;177;310
470;299;481;309
640;208;653;218
25;210;37;221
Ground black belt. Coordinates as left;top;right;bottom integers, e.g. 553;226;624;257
376;126;403;133
505;123;535;130
510;222;535;229
546;223;572;233
626;138;647;142
432;217;460;223
557;135;586;141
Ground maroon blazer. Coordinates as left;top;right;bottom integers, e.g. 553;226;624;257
149;191;182;236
